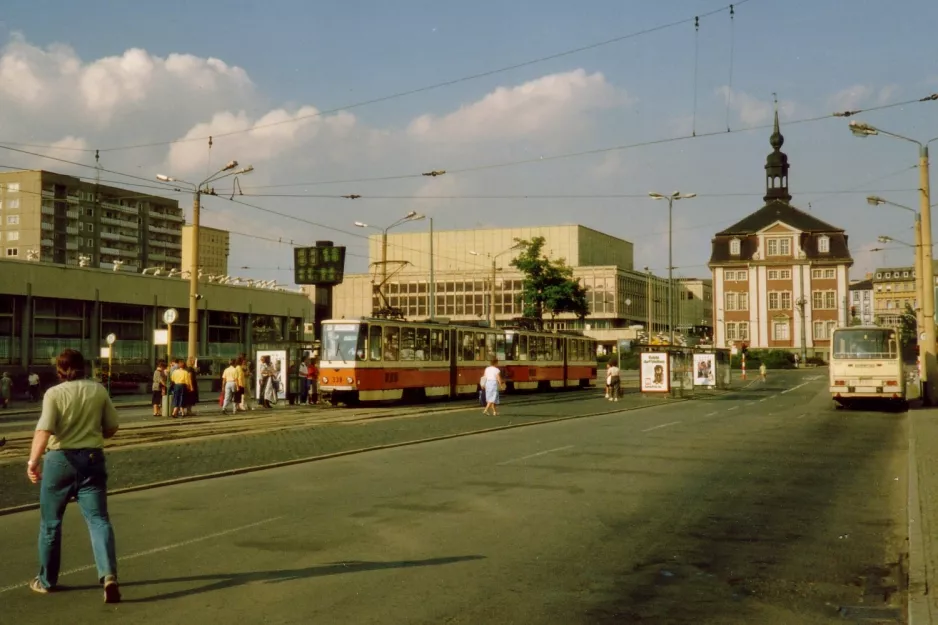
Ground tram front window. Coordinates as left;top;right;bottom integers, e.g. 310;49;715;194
323;323;367;361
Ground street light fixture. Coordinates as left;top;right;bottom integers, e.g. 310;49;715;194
155;160;253;362
470;243;524;328
354;211;425;309
851;120;938;402
649;191;696;346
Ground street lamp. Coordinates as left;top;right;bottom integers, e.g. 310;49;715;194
851;120;938;401
470;243;523;328
649;191;696;346
354;211;425;308
155;160;253;362
870;196;924;335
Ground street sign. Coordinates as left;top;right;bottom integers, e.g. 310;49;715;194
100;347;110;358
154;329;169;346
106;333;117;345
163;308;178;325
294;246;347;286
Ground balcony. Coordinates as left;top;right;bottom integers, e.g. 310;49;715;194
119;234;138;244
100;246;120;255
65;226;79;235
40;205;54;216
101;217;136;228
148;225;178;236
119;249;140;258
65;242;78;251
101;231;119;241
66;195;79;204
41;238;53;247
40;222;53;231
151;211;185;223
66;210;79;220
41;189;54;198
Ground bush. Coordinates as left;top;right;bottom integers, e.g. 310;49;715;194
805;356;826;366
731;349;795;369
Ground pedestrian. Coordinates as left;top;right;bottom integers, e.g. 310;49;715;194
27;348;121;603
298;357;309;406
170;359;192;418
221;359;239;415
238;355;252;412
152;360;167;417
1;372;11;408
482;356;504;416
759;362;767;383
259;355;276;408
306;356;318;405
606;357;621;402
184;357;199;416
28;370;41;402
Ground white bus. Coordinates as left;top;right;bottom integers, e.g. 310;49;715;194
829;325;919;410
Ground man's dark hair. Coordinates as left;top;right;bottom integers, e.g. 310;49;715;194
56;349;86;381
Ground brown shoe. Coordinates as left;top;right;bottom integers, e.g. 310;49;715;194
103;575;121;604
29;578;50;594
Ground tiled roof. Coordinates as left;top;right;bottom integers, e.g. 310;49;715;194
717;200;842;236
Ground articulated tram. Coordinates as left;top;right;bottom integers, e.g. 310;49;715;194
318;318;597;405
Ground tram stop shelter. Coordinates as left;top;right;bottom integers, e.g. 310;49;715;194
638;346;731;398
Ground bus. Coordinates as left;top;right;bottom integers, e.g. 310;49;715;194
829;325;919;410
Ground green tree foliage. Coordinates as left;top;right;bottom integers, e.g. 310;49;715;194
899;303;918;347
510;236;590;328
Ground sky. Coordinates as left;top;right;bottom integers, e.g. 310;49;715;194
0;0;936;286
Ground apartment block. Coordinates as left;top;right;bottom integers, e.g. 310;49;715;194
0;169;183;272
182;224;230;276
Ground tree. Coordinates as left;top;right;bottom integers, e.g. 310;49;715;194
510;237;590;329
899;303;917;346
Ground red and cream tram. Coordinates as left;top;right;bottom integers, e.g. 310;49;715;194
318;318;597;405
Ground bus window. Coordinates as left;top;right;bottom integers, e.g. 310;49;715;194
431;329;445;361
416;328;430;361
486;334;496;360
519;335;528;361
460;331;474;361
323;322;367;361
384;326;400;361
443;329;450;361
401;327;416;361
369;325;383;361
496;334;507;361
553;338;562;361
528;335;537;361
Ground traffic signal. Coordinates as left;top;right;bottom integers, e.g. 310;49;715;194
741;343;748;355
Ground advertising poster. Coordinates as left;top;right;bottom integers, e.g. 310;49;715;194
640;352;670;393
256;349;287;402
693;353;716;387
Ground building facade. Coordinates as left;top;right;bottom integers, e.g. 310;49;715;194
182;224;230;276
849;278;874;325
0;258;311;373
708;112;854;358
326;224;712;347
0;169;183;272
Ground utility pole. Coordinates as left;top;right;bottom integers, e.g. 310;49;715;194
645;267;652;340
429;217;435;320
490;257;497;328
649;191;696;345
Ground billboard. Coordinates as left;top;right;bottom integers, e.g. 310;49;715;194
693;353;716;387
294;246;347;285
256;349;288;403
640;352;670;393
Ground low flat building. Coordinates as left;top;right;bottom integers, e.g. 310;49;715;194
0;258;311;374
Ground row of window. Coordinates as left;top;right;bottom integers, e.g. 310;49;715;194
2;182;20;193
852;291;872;301
724;290;838;310
725;270;749;281
876;270;913;280
730;320;837;342
723;268;836;281
729;236;831;256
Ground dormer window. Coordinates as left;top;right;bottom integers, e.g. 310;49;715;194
818;235;830;254
729;238;741;256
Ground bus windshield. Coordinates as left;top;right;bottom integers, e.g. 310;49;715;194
323;323;367;362
832;328;898;360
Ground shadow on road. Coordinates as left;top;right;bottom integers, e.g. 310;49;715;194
63;555;485;603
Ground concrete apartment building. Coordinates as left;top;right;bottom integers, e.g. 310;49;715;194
326;224;712;348
0;169;183;272
182;224;230;276
708;112;853;358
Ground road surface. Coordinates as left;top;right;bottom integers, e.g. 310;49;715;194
0;370;906;623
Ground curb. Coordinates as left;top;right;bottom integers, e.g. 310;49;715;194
0;396;685;517
909;413;931;623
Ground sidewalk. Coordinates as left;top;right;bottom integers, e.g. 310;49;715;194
909;410;938;623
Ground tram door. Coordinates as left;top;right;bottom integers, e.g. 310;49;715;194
449;328;458;397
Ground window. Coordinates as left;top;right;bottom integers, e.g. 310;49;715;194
766;238;791;256
87;223;94;232
5;182;19;192
824;269;835;279
876;273;882;279
780;269;791;279
5;248;17;257
726;323;737;340
725;292;738;311
6;231;18;241
737;270;748;281
738;322;750;340
86;238;94;247
725;270;735;281
7;198;19;209
781;292;792;309
818;235;830;253
813;321;828;339
767;239;778;256
824;291;836;309
730;238;741;255
769;292;780;309
773;322;790;341
739;292;749;310
6;215;18;225
768;270;779;280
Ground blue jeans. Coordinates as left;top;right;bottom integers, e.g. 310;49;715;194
222;381;237;413
38;449;117;588
299;378;309;404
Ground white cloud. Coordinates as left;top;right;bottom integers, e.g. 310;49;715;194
715;87;797;126
408;69;630;143
827;85;875;112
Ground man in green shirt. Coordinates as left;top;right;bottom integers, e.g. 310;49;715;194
27;349;121;603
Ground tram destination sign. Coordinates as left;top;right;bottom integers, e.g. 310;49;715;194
294;245;347;286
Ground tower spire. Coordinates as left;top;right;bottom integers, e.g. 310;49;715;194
764;93;791;203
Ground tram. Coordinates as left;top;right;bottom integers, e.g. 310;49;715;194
318;318;597;405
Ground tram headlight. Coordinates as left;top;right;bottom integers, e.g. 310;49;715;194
322;376;328;384
346;376;354;384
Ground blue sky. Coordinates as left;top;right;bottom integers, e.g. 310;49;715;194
1;0;936;281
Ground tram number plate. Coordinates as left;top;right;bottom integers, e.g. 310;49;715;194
385;372;399;383
329;376;346;384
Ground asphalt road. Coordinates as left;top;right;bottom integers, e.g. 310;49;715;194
0;369;907;624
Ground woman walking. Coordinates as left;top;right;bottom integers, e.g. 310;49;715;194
183;358;199;416
27;349;121;603
170;358;192;418
482;356;504;416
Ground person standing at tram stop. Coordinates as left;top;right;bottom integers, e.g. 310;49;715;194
170;358;192;418
759;362;767;383
606;357;621;402
221;359;240;416
305;356;318;405
27;348;121;603
482;356;504;417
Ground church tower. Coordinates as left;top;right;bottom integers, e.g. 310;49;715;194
764;103;792;203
